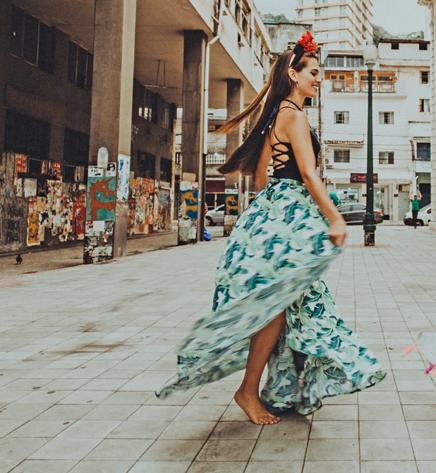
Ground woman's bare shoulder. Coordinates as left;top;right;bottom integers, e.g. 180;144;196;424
276;106;310;136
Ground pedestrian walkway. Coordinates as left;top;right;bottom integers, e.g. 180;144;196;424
1;226;436;473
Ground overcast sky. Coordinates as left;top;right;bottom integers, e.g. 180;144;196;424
253;0;431;38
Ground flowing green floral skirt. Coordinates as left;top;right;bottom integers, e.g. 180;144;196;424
156;178;386;414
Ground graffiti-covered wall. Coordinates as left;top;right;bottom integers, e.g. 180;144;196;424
0;153;174;254
128;178;172;235
0;153;86;253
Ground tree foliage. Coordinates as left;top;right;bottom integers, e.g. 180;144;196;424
262;13;291;24
373;24;424;44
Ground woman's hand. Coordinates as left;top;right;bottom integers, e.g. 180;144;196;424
328;218;347;247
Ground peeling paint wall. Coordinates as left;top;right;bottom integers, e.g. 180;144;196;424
0;153;86;253
0;153;174;255
178;181;199;244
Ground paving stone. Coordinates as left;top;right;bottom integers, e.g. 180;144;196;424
361;439;415;461
196;439;256;461
140;439;204;462
9;460;76;473
360;461;418;473
245;461;303;473
187;462;247;473
303;461;358;473
310;421;358;439
306;439;359;461
250;438;307;461
359;421;409;439
128;462;190;473
2;227;436;471
68;461;135;473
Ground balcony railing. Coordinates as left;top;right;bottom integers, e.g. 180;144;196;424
206;153;226;165
330;80;396;93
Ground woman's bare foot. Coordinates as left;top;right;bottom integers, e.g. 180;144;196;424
234;389;281;425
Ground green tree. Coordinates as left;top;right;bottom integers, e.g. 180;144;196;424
262;13;291;24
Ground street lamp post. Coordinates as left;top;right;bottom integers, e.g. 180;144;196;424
363;42;378;246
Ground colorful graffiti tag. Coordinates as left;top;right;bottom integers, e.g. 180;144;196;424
1;153;174;255
178;181;199;243
86;177;116;221
0;153;87;252
156;187;172;232
128;178;155;235
224;190;239;236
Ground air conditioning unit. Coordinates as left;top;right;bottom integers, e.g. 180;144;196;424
325;158;333;169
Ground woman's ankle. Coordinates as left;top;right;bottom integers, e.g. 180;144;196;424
236;385;259;397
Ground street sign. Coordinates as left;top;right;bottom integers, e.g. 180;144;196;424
350;173;378;184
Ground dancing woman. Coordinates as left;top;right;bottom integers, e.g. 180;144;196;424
156;32;386;425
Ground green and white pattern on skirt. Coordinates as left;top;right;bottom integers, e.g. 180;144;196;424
156;178;386;414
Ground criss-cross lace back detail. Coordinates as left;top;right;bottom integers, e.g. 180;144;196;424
270;100;303;171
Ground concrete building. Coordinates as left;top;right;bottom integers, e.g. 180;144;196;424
0;0;270;258
296;0;373;50
322;39;431;222
417;0;436;230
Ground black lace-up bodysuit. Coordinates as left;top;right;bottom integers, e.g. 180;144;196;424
270;99;320;182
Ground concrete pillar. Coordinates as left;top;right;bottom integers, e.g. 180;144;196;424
0;0;12;154
431;1;436;229
178;30;206;244
225;79;244;189
224;79;244;236
85;0;136;261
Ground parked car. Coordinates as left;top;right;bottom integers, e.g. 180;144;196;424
403;204;431;226
205;204;225;226
337;202;384;225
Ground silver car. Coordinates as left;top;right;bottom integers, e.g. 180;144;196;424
205;204;225;226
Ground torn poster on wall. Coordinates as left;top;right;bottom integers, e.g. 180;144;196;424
224;189;238;236
0;153;87;252
128;177;155;235
178;181;198;244
156;186;172;232
83;220;114;263
26;197;40;246
23;178;37;198
117;154;130;202
84;171;117;263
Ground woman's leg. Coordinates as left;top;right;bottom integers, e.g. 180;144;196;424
234;311;286;425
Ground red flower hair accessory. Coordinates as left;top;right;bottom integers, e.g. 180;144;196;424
289;31;319;68
298;31;318;53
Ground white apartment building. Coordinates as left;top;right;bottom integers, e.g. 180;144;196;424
323;39;431;222
296;0;373;50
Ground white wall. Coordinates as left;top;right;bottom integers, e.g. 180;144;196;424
322;43;431;219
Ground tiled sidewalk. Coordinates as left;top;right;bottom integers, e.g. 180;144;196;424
1;226;436;473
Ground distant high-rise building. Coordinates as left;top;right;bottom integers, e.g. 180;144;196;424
296;0;374;50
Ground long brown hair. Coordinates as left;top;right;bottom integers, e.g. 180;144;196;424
217;48;318;175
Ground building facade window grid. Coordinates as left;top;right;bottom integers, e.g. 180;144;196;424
160;158;172;182
379;112;394;124
10;6;55;73
416;142;431;161
63;128;89;183
334;111;350;124
68;41;93;90
419;98;430;113
333;149;351;163
421;71;429;84
138;87;158;123
379;151;394;165
137;151;156;178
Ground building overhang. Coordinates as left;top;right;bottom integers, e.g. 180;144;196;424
13;0;270;109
